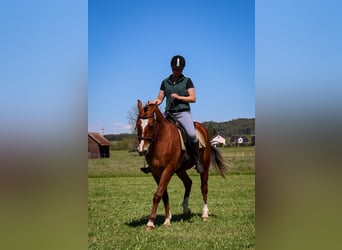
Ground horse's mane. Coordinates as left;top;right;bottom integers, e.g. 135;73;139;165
144;102;164;121
144;102;156;112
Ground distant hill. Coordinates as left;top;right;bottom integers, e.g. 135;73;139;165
104;133;133;141
104;118;255;142
202;118;255;138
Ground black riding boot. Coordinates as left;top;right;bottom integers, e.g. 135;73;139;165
190;140;204;174
140;166;151;174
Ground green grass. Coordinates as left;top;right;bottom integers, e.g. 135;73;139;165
88;147;255;249
88;147;255;178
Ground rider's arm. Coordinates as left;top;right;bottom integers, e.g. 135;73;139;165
171;88;196;103
151;90;165;105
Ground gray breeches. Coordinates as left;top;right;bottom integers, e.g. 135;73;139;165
172;111;197;143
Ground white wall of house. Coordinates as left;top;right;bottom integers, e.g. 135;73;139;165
210;135;226;146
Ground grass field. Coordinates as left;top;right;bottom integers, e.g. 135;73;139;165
88;147;255;178
88;147;255;249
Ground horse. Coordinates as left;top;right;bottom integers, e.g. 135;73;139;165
136;99;227;231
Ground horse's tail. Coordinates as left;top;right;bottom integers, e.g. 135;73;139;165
210;145;228;178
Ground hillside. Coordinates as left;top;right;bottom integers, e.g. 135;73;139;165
104;118;255;141
202;118;255;138
104;118;255;142
101;118;255;150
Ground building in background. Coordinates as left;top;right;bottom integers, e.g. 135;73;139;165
88;132;112;158
210;134;226;147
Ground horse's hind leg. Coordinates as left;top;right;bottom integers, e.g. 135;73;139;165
176;170;192;219
200;171;209;221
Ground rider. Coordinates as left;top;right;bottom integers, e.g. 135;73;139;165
140;55;204;174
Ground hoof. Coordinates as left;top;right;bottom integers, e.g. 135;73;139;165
145;226;154;231
202;216;209;221
163;222;171;227
183;210;192;220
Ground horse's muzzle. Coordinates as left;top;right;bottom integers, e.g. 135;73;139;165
137;147;147;156
137;141;150;155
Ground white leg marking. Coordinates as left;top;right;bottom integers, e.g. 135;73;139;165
202;203;209;218
146;220;155;228
163;211;172;226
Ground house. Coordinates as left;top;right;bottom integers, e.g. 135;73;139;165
230;135;249;146
210;134;226;147
88;132;112;159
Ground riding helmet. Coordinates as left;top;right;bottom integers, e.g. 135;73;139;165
170;55;186;70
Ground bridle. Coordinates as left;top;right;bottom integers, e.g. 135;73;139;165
137;111;158;142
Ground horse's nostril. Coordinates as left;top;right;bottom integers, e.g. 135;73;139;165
137;149;147;156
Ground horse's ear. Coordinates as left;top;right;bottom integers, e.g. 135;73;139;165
137;99;143;114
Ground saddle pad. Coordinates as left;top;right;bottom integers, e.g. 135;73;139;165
177;129;206;151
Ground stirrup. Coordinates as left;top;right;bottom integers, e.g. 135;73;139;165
140;167;151;174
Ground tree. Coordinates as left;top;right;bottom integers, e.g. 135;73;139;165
206;122;217;138
127;104;138;134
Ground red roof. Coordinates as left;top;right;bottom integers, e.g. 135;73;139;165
88;132;112;146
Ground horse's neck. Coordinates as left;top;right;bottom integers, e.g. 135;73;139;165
155;108;165;124
153;109;170;137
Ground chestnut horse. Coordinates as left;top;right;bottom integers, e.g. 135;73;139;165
136;100;227;230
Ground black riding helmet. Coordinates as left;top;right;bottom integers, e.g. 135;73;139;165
170;55;186;70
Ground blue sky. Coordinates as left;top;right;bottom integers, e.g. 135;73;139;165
88;0;255;134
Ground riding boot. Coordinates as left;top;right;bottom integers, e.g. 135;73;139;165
190;140;204;174
140;166;151;174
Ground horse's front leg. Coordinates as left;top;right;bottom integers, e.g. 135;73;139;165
146;192;161;230
146;169;173;231
162;189;172;227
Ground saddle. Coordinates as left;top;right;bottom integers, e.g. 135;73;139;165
165;113;205;151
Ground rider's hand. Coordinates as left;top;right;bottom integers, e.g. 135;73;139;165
171;93;180;100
